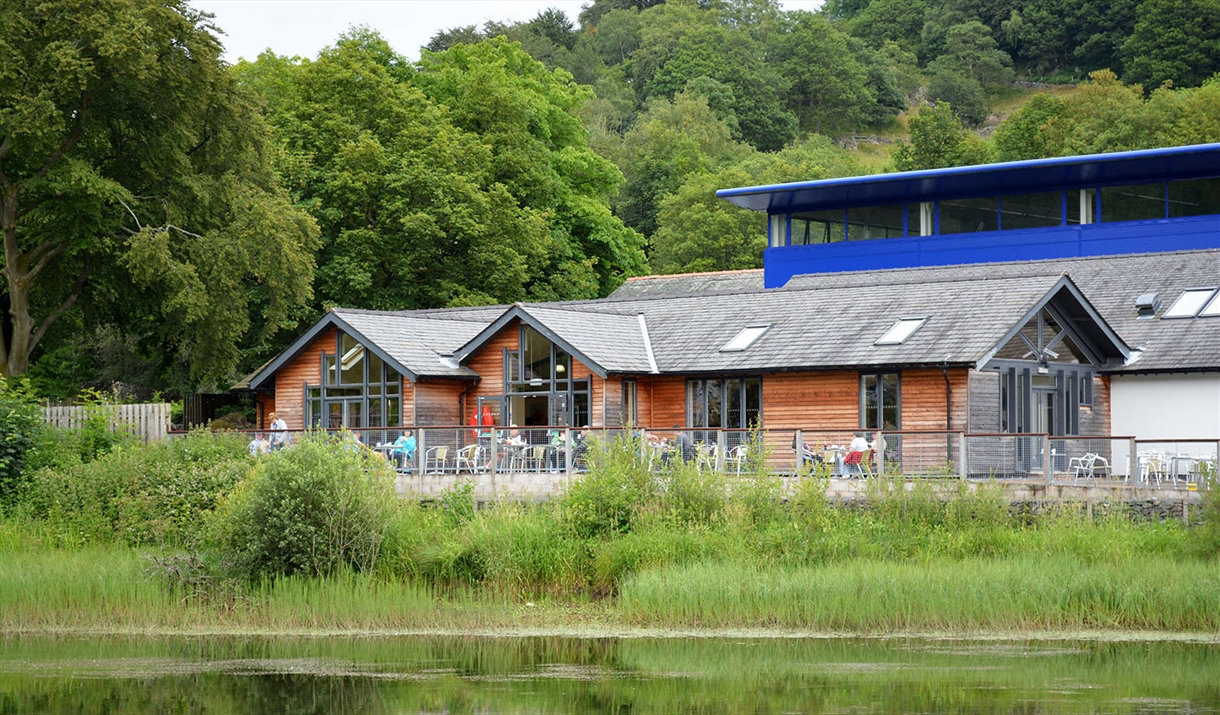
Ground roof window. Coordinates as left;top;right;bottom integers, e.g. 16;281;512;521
721;325;771;352
1163;288;1218;318
876;317;927;345
1201;292;1220;317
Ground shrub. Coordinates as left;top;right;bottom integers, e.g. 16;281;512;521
0;377;44;504
561;432;658;538
212;432;398;579
18;430;250;546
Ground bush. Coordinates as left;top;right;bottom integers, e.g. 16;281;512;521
212;432;398;580
0;377;44;504
561;432;658;538
18;430;250;546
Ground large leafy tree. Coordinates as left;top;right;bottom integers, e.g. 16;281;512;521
0;0;318;384
650;138;859;273
892;103;991;171
1122;0;1220;89
771;12;875;136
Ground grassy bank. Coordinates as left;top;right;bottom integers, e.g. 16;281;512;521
2;431;1218;635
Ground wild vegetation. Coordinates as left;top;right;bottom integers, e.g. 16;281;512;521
2;407;1218;633
3;0;1220;399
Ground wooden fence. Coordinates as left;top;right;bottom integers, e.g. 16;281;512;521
41;403;172;442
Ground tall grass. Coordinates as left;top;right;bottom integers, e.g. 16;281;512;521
619;557;1220;631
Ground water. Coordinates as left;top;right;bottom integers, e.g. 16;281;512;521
0;634;1216;713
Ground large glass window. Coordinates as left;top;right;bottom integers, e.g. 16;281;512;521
847;204;905;240
687;377;762;429
307;331;403;437
1067;189;1096;225
1001;192;1062;230
859;373;899;430
791;209;845;245
1167;177;1220;217
939;197;998;234
1102;183;1165;222
504;326;587;426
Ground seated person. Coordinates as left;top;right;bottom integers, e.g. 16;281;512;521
391;430;416;469
792;434;822;467
248;433;269;456
844;432;870;473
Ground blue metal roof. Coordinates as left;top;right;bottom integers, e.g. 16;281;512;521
717;143;1220;213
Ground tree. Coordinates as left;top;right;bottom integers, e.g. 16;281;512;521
850;0;927;56
414;39;646;298
927;69;988;126
772;12;875;135
993;92;1065;160
650;138;859;273
927;21;1014;88
892;103;991;171
617;90;751;238
1037;70;1148;155
1122;0;1220;89
0;0;318;383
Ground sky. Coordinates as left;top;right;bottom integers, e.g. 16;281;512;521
190;0;825;64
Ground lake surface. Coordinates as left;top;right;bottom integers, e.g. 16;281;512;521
0;634;1216;713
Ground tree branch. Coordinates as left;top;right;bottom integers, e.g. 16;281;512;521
33;81;107;182
27;252;92;362
24;243;65;285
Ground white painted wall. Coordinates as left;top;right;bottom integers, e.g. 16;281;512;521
1111;373;1220;477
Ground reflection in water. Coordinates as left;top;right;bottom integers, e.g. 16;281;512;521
0;635;1217;714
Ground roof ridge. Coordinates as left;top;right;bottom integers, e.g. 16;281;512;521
623;268;765;282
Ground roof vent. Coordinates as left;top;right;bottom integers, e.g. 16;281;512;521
1134;293;1161;319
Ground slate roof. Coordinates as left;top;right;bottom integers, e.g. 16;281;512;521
784;249;1220;372
512;305;654;374
242;250;1213;391
332;308;488;379
553;274;1125;373
609;269;765;299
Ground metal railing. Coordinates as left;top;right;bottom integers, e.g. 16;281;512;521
168;426;1214;489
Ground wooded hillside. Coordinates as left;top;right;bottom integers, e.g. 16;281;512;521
3;0;1218;398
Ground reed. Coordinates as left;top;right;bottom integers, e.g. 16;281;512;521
618;556;1220;631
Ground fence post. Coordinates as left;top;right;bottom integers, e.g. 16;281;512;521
489;428;498;496
565;427;573;474
794;430;804;474
1130;437;1139;484
876;431;885;478
716;430;726;472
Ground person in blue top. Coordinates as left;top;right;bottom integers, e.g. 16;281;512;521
391;429;416;471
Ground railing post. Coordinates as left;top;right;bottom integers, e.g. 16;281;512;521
716;430;726;472
418;429;427;476
875;431;885;478
959;433;967;480
1044;434;1053;485
489;428;498;496
565;427;573;474
795;430;804;474
1130;437;1139;484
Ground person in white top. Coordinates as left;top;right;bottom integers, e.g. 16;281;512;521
849;433;869;453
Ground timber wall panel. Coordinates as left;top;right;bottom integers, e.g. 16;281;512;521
402;378;415;426
274;327;335;430
415;381;465;426
466;321;517;409
1081;374;1110;435
900;369;969;431
762;371;859;430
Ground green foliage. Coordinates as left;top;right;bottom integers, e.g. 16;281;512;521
0;378;43;503
927;69;989;127
561;432;658;538
850;0;927;55
18;431;249;547
772;12;875;135
926;21;1015;89
650;137;858;273
893;103;991;171
212;432;398;579
993;92;1065;160
1121;0;1220;89
0;0;319;386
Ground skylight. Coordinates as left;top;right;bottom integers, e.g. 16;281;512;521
1163;288;1218;318
875;317;927;345
721;325;771;352
1201;292;1220;317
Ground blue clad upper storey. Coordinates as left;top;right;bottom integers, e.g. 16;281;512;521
716;143;1220;288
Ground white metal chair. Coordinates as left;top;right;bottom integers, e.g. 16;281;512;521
725;445;748;475
455;444;483;473
1070;453;1097;481
425;445;450;474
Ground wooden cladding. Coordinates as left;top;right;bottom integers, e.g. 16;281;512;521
273;327;335;429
